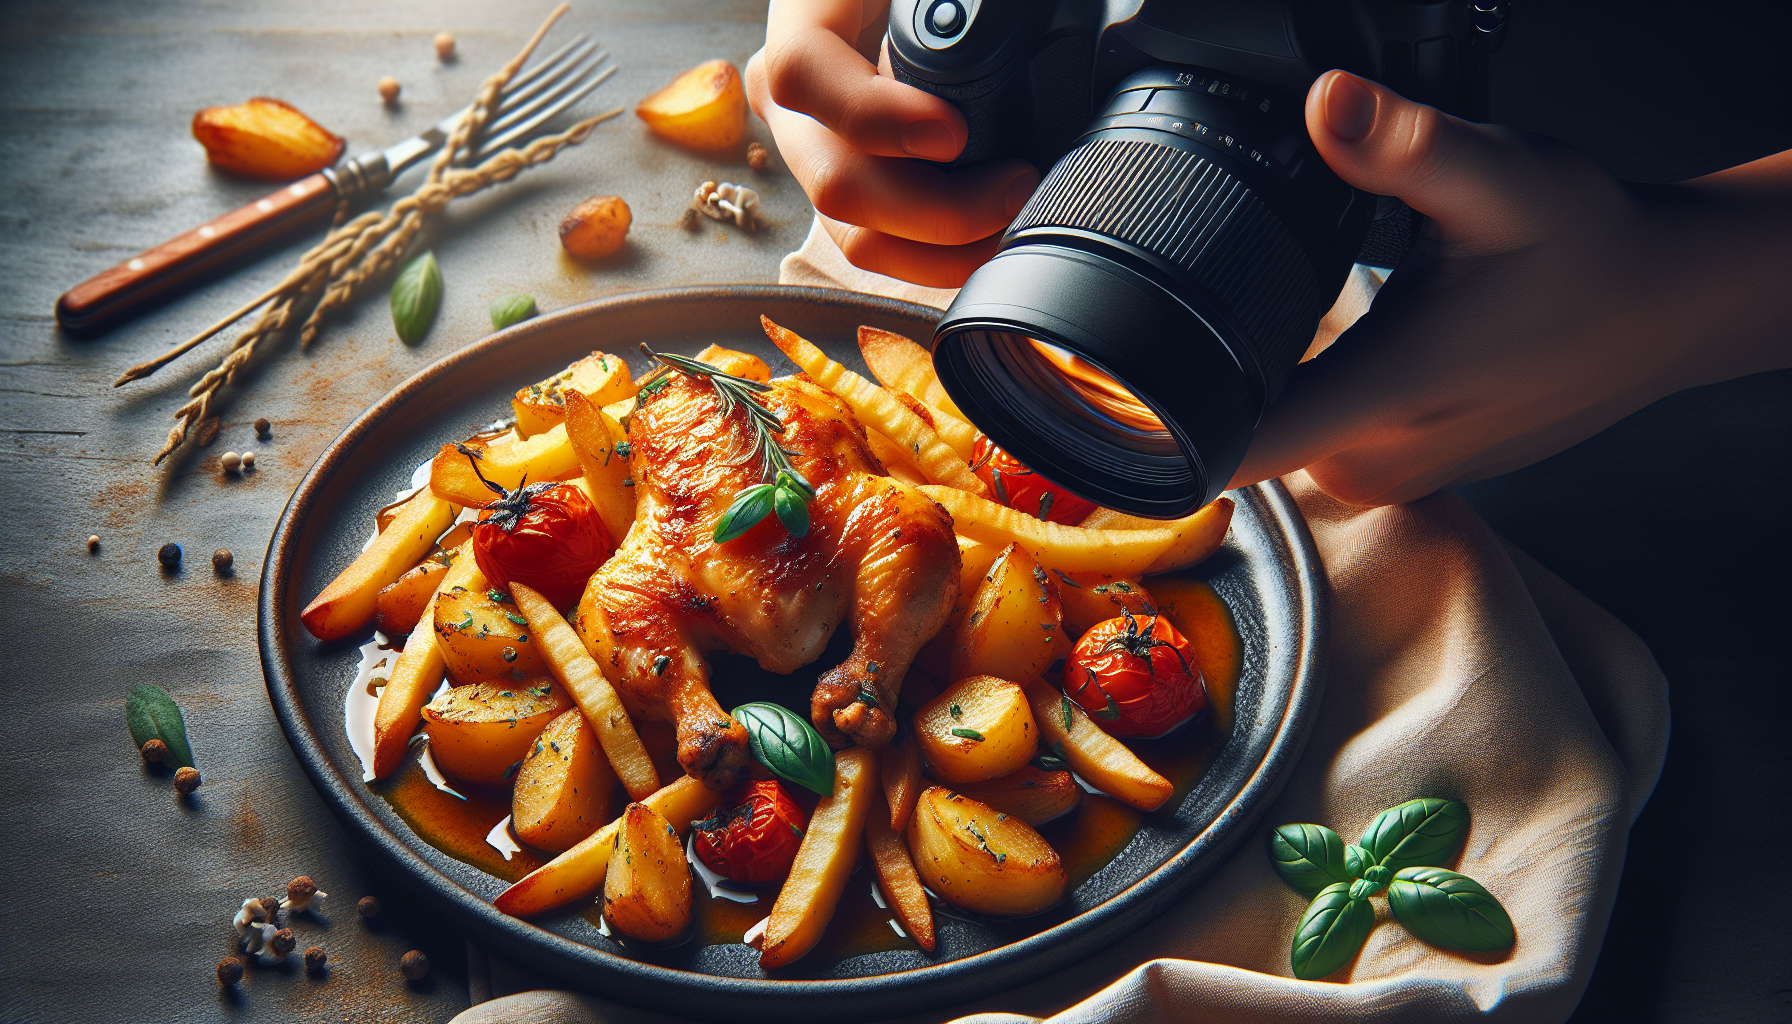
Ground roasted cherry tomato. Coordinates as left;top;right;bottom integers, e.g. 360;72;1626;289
1063;610;1205;739
692;779;809;885
463;450;614;609
972;435;1097;525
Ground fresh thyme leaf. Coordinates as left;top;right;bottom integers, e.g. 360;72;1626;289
950;727;985;741
1060;696;1074;731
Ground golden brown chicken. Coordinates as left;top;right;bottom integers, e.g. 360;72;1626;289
575;344;960;791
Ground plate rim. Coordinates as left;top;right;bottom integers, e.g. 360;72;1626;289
258;284;1326;1020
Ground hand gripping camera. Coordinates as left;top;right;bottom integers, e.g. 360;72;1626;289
892;0;1508;516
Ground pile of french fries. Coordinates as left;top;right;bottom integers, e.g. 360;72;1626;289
301;319;1234;968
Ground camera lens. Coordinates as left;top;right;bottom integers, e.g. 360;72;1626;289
934;66;1372;517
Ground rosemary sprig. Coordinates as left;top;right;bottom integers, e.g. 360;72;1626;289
636;345;816;542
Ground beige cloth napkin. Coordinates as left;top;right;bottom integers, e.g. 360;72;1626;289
453;219;1669;1024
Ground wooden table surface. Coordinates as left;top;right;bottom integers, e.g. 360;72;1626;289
0;2;1785;1022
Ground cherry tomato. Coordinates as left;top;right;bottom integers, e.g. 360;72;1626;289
972;435;1097;525
470;480;614;610
1063;610;1205;739
692;779;809;885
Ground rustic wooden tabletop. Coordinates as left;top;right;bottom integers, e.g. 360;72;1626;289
0;2;1785;1022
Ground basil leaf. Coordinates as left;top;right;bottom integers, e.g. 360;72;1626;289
125;684;195;769
390;250;442;344
713;484;777;543
1345;843;1373;879
1269;823;1352;896
773;484;810;537
489;293;537;331
1290;881;1375;980
1387;867;1515;952
732;702;835;797
1359;798;1470;871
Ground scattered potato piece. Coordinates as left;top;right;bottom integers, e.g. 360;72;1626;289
908;787;1066;917
866;789;935;951
954;765;1081;826
1080;496;1234;575
942;543;1063;685
513;708;617;852
372;542;480;779
692;344;771;383
761;747;876;969
375;558;448;638
422;680;570;786
915;675;1038;785
513;352;636;438
921;485;1176;576
303;489;458;640
1023;678;1172;812
603;802;693;942
636;59;748;150
191;97;344;180
564;390;637;543
560;196;632;260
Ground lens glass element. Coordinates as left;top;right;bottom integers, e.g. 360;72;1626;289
1026;338;1167;435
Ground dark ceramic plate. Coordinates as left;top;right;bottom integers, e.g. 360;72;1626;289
260;285;1324;1022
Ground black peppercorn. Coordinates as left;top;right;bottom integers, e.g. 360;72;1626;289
213;548;233;573
158;543;182;569
304;946;327;973
140;739;168;763
399;949;430;980
173;766;201;794
254;417;271;436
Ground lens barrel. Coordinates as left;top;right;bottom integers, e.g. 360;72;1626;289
934;66;1372;517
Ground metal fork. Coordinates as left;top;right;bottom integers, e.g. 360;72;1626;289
56;36;617;334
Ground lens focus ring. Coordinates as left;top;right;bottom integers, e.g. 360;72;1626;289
1006;137;1321;401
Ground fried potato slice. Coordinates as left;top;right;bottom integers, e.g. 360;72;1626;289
953;765;1080;826
603;802;693;942
636;59;748;151
375;558;448;638
886;387;976;463
372;541;481;779
513;708;617;852
494;775;723;917
762;316;988;497
921;486;1176;576
692;344;771;383
880;724;924;832
857;325;968;423
866;789;935;952
429;424;582;508
512;351;636;438
422;680;571;786
943;543;1064;684
1023;678;1172;812
760;746;876;969
862;427;929;486
1080;496;1234;575
908;787;1066;917
1056;571;1157;639
563;390;637;542
191;97;344;180
511;582;660;800
915;675;1039;785
303;488;458;640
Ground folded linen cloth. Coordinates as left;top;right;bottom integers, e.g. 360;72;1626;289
453;218;1668;1024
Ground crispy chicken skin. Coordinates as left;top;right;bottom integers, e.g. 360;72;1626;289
575;368;959;790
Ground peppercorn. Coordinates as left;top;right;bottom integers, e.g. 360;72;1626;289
140;738;168;763
305;946;327;973
259;896;282;924
220;451;242;472
86;534;100;553
399;949;430;980
434;31;456;61
241;451;256;469
173;765;201;794
253;417;271;437
746;142;769;171
357;895;381;919
379;76;401;105
268;927;296;959
158;543;182;570
213;548;233;573
217;956;243;986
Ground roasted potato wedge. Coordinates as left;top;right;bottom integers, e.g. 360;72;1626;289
603;802;693;942
857;325;968;423
495;776;723;917
512;582;659;800
1024;679;1172;812
513;708;617;852
372;542;480;779
563;390;637;543
422;680;571;787
1057;571;1157;639
761;747;876;969
692;344;770;383
635;59;748;150
1080;496;1234;575
954;765;1081;826
942;543;1063;685
880;726;924;832
435;584;545;684
191;97;343;180
1150;577;1241;734
512;351;637;438
867;789;935;951
908;788;1066;917
375;557;449;638
559;196;632;261
915;675;1038;785
303;489;458;640
429;424;582;508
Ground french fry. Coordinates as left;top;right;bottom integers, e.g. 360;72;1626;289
1023;678;1172;812
866;789;935;952
921;485;1177;576
302;489;458;640
762;316;988;498
886;387;976;463
1080;496;1235;575
563;390;637;542
429;423;582;508
512;351;637;438
857;325;968;423
862;427;929;486
511;582;660;800
371;541;480;779
880;727;924;832
760;746;876;969
494;775;723;916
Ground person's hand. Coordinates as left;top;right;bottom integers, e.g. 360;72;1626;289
745;0;1039;287
1232;71;1792;506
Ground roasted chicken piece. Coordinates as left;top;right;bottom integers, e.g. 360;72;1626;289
576;355;960;791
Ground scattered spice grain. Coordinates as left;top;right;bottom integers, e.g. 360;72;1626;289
158;543;182;570
241;451;256;469
283;875;326;913
217;956;243;986
435;32;456;61
141;738;168;763
305;946;327;973
746;142;769;170
174;765;202;794
213;549;234;573
221;451;242;472
87;534;100;553
357;895;381;919
254;417;271;437
380;76;402;105
400;949;431;980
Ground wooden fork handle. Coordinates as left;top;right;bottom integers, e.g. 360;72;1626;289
55;173;338;334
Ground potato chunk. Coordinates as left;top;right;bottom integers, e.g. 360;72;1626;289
635;59;748;150
191;97;343;180
512;351;636;438
1057;571;1156;639
422;680;571;787
692;344;771;383
1023;678;1172;812
435;585;545;684
908;787;1065;917
563;391;637;544
603;803;693;943
513;708;616;852
954;765;1081;826
375;558;448;638
761;747;876;969
559;196;632;260
914;675;1037;785
429;424;582;508
943;543;1063;684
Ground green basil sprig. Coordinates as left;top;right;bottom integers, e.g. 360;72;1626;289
1268;797;1511;979
732;702;835;797
390;250;442;344
125;684;195;768
489;293;537;331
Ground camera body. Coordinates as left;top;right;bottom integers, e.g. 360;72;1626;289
895;1;1504;517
